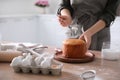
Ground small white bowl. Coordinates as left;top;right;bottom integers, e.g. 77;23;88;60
80;70;96;80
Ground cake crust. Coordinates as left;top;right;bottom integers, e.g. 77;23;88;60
62;39;87;59
63;39;86;45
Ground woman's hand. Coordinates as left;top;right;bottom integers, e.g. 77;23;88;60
79;32;92;49
79;20;106;49
57;9;72;27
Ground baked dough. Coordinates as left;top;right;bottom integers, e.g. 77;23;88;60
62;39;87;59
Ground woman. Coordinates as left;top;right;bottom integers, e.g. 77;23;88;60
57;0;119;51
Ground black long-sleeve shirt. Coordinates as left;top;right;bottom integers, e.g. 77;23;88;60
57;0;119;27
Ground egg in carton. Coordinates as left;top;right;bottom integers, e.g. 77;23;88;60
10;51;63;75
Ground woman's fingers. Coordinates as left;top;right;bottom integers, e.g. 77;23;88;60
58;16;67;26
79;34;91;49
58;15;72;27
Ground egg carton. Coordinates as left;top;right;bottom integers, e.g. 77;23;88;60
10;60;63;76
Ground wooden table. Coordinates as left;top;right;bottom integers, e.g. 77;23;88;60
0;50;120;80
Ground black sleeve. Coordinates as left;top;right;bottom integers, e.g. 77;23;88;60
100;0;119;27
57;0;74;17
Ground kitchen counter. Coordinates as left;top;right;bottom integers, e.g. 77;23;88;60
0;50;120;80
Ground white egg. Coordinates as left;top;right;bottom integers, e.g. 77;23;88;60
10;56;23;67
40;57;52;68
34;56;44;66
21;53;33;67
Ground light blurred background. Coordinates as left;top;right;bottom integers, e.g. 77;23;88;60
0;0;120;48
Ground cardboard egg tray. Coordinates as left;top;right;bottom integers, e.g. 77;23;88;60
10;61;63;76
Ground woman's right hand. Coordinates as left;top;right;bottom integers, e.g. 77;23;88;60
57;9;72;27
